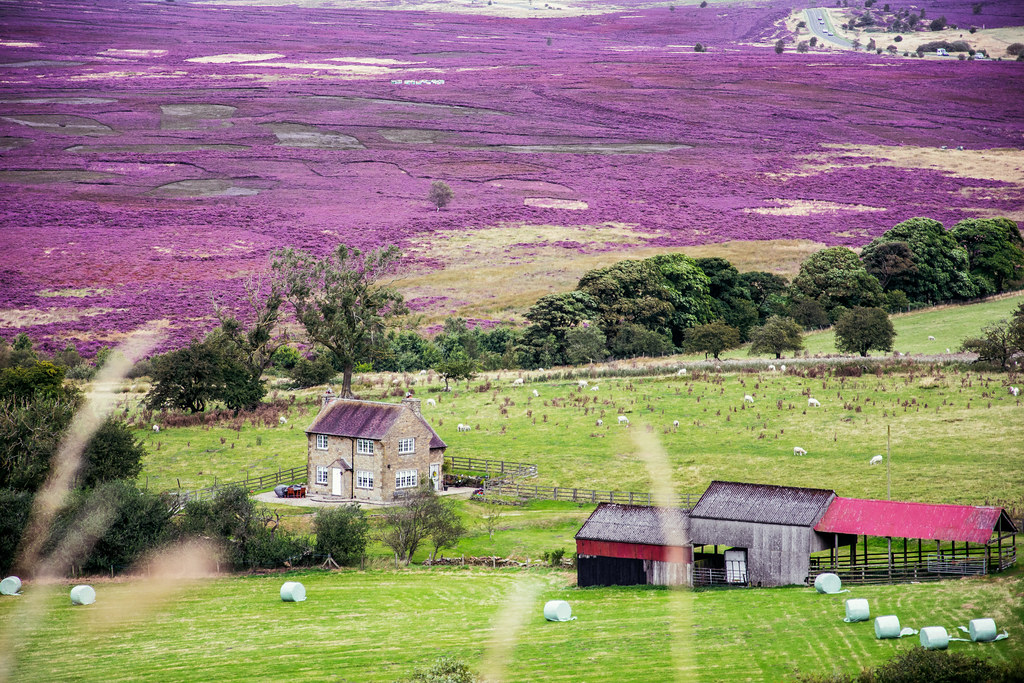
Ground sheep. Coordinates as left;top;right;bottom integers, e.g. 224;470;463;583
928;335;935;341
780;365;786;372
617;415;629;425
457;423;471;432
743;395;754;404
591;385;599;391
1010;386;1020;397
278;416;287;425
947;348;951;354
596;419;603;426
676;368;687;376
793;447;807;456
808;398;821;407
426;398;436;406
768;364;776;372
532;389;539;397
391;378;400;385
152;424;160;432
512;378;524;386
672;420;680;428
578;380;588;388
870;454;883;466
419;369;427;375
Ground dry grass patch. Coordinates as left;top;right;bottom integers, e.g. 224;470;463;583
814;144;1024;186
744;199;887;216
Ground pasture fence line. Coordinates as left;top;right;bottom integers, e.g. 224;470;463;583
173;465;307;505
445;455;538;485
480;481;701;510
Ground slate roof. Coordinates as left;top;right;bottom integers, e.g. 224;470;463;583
575;503;689;546
816;497;1017;544
689;481;835;527
306;399;447;450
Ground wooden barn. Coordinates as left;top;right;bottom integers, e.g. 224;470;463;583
688;481;836;587
575;504;691;587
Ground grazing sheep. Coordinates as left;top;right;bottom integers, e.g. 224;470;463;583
591;385;599;391
512;378;524;386
532;389;539;397
793;447;807;456
152;424;160;432
768;364;776;372
928;335;935;341
947;348;951;354
676;368;687;376
617;415;629;425
426;398;436;406
578;380;588;388
537;368;545;372
596;419;603;426
457;423;471;432
808;398;821;407
1010;386;1020;397
672;420;680;428
391;378;400;385
780;364;786;372
870;455;883;465
278;416;287;424
744;395;754;404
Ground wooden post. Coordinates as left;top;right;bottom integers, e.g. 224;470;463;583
903;538;907;567
887;537;892;583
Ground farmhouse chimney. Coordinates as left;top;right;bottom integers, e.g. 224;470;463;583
321;388;338;412
402;396;422;417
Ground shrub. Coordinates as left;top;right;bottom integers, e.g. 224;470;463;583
798;41;809;53
0;488;33;574
775;39;784;54
694;42;704;52
798;646;1024;682
893;34;902;42
406;656;478;683
428;180;454;211
929;16;947;31
288;353;336;388
1007;42;1024;56
543;548;566;566
313;505;369;565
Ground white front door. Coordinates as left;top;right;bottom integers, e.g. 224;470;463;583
332;468;343;496
429;463;441;491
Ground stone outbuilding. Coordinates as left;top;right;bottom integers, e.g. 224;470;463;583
306;392;446;502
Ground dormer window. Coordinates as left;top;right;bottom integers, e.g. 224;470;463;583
398;437;415;455
316;434;329;450
356;438;374;455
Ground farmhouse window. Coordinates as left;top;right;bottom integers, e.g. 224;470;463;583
395;469;418;489
316;434;329;450
398;437;415;455
356;471;373;489
316;466;329;485
356;438;374;455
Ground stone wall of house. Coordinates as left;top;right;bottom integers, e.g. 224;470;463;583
307;433;353;497
377;408;444;500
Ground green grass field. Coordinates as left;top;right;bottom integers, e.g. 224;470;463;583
2;567;1021;682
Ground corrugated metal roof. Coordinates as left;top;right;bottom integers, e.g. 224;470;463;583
689;481;836;527
575;503;689;546
306;399;447;449
815;497;1017;544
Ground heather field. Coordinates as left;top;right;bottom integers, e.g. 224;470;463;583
2;0;1023;354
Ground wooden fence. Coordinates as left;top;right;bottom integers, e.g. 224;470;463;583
808;544;1015;585
445;455;538;484
174;465;307;504
692;567;748;588
480;481;700;509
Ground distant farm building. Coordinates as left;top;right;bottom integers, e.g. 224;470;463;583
574;481;1017;589
575;504;690;587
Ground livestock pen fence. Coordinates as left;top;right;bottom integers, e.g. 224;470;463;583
444;455;537;485
172;465;307;505
808;540;1017;586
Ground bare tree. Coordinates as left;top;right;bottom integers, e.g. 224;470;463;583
378;486;460;565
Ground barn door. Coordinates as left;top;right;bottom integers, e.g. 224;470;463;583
725;549;748;584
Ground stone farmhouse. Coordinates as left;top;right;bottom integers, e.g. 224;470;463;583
306;392;447;502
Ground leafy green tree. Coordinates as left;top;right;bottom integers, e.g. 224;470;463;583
0;488;33;574
610;322;673;359
791;247;883;317
434;349;478;391
748;316;804;358
864;217;977;303
288;352;336;388
950;217;1024;294
563;326;608;365
378;485;449;565
313;505;369;565
273;245;407;397
0;397;76;492
790;299;830;330
740;271;789;322
426;503;466;561
860;241;918;290
644;254;716;345
0;361;69;403
146;340;228;413
959;304;1024;370
834;307;896;356
9;333;38;368
428;180;454;210
525;292;600;333
683;321;741;360
696;258;758;339
79;417;146;488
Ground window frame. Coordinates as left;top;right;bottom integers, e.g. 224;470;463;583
356;438;375;455
315;465;329;485
356;470;374;489
398;437;416;455
315;434;329;450
395;469;418;489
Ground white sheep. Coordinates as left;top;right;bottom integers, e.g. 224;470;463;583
419;369;427;375
457;423;471;432
617;415;629;425
278;416;287;424
928;335;935;340
808;398;821;407
391;378;400;385
537;368;545;372
512;378;524;386
947;348;951;354
768;364;776;372
596;419;603;426
793;447;807;456
672;420;680;428
578;380;588;388
532;389;539;397
780;364;786;372
744;395;754;404
152;424;160;432
1010;386;1020;397
870;455;883;465
591;385;599;391
426;398;436;406
676;368;687;376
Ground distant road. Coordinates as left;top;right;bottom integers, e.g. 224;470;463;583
804;8;854;48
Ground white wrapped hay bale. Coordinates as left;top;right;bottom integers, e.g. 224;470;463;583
920;626;949;650
874;615;901;639
969;618;997;642
543;600;575;622
70;585;96;605
813;573;842;594
0;576;22;596
843;598;869;622
280;581;306;602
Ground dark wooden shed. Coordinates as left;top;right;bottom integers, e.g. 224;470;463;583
688;481;836;587
575;503;691;588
